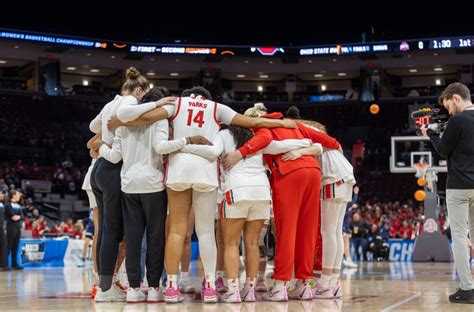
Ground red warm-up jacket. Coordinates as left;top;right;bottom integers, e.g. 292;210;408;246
238;112;341;176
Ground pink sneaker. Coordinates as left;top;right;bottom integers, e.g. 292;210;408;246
240;287;256;302
262;286;288;302
256;278;268;292
203;287;218;303
312;283;333;299
165;287;185;303
215;276;228;292
219;290;241;303
332;283;343;299
288;281;313;300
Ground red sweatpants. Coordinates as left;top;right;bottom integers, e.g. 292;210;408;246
314;200;323;272
272;167;321;281
314;226;323;272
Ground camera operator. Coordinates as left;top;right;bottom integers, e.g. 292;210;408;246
420;82;474;304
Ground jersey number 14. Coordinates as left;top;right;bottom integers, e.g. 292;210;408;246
187;109;205;128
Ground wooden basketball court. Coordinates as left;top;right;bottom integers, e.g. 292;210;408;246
0;261;470;311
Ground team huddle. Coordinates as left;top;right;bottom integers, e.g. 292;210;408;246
84;67;355;303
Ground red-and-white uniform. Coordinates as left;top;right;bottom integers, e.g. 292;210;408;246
320;149;355;201
163;95;236;191
217;129;271;220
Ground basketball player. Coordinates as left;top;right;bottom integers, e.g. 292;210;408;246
288;120;355;299
82;136;99;297
87;136;129;297
90;67;175;302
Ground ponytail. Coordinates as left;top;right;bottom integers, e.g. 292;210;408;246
244;102;267;118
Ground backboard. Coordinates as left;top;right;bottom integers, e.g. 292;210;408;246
390;136;447;173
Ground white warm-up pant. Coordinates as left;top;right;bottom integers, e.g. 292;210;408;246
320;198;347;270
192;189;218;280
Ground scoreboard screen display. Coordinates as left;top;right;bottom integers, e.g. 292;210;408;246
408;104;436;131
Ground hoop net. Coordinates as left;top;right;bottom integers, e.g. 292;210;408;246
413;162;429;179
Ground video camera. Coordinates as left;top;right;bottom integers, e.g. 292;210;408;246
410;108;449;136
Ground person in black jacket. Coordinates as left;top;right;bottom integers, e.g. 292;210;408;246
349;212;368;261
4;190;24;270
0;192;9;271
420;82;474;304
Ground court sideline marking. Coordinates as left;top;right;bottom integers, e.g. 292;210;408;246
380;292;421;312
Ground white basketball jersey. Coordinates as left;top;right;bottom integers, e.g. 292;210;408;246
320;149;355;186
166;95;236;189
170;95;221;141
218;129;269;192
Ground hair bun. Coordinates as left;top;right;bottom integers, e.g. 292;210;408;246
254;102;267;111
126;67;140;80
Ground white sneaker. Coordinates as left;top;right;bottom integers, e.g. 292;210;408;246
312;283;334;299
240;287;256;302
343;258;358;268
94;283;127;302
219;290;241;303
126;287;147;303
147;287;165;302
262;285;288;302
288;281;313;300
178;279;196;293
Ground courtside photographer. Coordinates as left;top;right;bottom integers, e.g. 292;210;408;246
420;82;474;304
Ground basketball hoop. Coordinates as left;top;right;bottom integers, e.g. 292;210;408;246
413;162;429;179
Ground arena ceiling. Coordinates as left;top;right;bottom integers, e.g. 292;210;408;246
1;4;470;46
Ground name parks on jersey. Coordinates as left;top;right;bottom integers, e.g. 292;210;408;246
188;101;208;109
